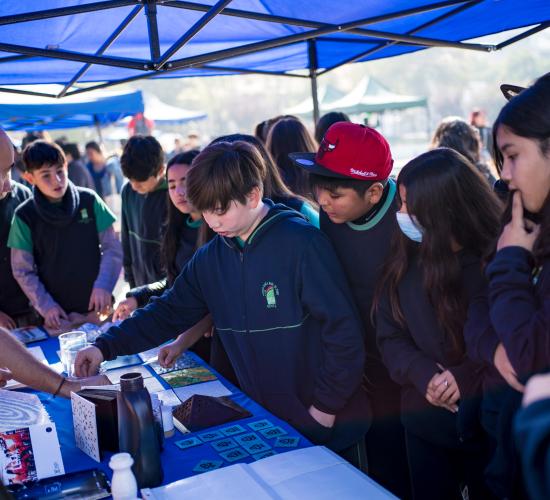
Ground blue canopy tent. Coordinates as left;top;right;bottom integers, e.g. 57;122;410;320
0;89;144;131
0;1;548;123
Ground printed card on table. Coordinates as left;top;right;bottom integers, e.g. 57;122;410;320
160;367;216;389
71;392;101;462
0;424;64;485
105;365;153;385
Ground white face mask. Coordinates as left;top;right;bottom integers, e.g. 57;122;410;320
396;212;423;242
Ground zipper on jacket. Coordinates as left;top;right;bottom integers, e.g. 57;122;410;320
240;246;248;334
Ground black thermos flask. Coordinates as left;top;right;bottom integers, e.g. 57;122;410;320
117;372;163;488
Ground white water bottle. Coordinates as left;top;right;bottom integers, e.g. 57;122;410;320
109;452;139;500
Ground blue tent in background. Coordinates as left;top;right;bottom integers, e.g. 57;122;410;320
0;89;144;131
0;1;548;122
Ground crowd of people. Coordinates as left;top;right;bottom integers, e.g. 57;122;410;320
0;72;549;499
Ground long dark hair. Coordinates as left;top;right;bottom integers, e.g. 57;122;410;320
161;150;200;284
266;117;317;199
375;148;502;356
492;72;550;262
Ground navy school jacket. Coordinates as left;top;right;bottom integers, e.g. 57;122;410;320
96;201;368;434
487;246;550;380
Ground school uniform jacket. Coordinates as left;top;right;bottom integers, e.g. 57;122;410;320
96;201;368;432
120;180;167;288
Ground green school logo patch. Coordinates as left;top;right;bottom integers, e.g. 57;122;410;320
261;282;279;309
79;208;91;224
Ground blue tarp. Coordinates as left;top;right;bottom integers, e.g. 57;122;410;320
0;89;144;130
0;1;548;94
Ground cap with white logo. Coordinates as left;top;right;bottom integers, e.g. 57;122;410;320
290;122;393;181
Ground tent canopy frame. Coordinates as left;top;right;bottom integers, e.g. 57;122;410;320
0;0;548;124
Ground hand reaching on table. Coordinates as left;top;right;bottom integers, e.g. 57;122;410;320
44;304;68;330
74;345;105;377
158;338;186;368
88;287;112;315
112;297;138;321
0;367;12;388
0;310;16;330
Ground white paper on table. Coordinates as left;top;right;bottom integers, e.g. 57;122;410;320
250;447;398;500
105;365;153;384
4;346;48;390
173;380;232;403
141;463;276;500
70;392;101;462
0;389;51;431
143;377;164;394
29;423;65;480
156;390;180;407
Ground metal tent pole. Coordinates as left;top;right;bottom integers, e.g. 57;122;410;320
308;39;320;126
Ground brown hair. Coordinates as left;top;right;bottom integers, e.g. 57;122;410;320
187;141;265;213
266;116;317;198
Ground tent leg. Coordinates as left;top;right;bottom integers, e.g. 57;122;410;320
307;39;320;126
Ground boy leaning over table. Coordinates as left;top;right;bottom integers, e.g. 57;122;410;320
75;140;371;465
7;140;122;331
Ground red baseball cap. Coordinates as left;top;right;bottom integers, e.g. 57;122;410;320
289;122;393;181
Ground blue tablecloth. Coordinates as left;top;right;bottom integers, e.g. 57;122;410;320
31;337;311;485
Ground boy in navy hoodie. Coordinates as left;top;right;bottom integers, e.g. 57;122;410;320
76;140;370;455
291;123;410;499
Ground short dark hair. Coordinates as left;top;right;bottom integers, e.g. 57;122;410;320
85;141;102;154
22;140;66;172
61;142;81;161
120;135;164;181
308;173;385;197
187;141;265;213
315;112;350;143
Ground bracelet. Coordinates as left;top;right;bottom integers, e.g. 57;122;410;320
53;376;66;398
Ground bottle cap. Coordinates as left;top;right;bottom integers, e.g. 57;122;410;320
109;452;134;470
119;372;144;391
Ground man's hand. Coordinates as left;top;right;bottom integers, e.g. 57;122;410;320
0;367;12;388
74;346;104;377
158;341;185;368
497;191;540;252
88;288;112;315
0;311;16;330
44;305;68;330
308;405;336;428
112;297;138;321
62;373;111;397
494;343;525;393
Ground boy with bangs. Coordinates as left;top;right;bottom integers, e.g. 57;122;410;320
8;140;122;330
75;140;370;461
291;122;410;498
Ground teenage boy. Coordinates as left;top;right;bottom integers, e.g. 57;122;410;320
8;141;122;330
120;135;168;288
76;141;370;456
290;122;410;499
0;128;33;329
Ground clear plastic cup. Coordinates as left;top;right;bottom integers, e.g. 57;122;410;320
59;331;87;376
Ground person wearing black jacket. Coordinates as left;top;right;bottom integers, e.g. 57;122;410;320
465;72;550;499
292;122;409;498
76;140;370;455
376;148;502;500
0;128;34;328
120;135;168;288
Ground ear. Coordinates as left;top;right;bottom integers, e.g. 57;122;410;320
365;182;384;205
247;186;262;209
22;171;35;186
